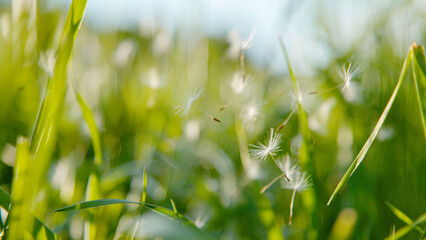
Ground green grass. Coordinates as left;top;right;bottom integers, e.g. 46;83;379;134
0;1;425;240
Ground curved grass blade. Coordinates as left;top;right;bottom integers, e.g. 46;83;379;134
143;203;213;240
411;42;426;140
9;137;35;239
0;188;10;210
130;168;147;240
0;188;59;240
30;0;88;157
71;78;103;240
235;123;285;240
0;187;10;234
54;199;212;239
54;199;142;212
280;38;317;234
327;49;413;206
384;213;426;240
74;91;102;166
73;87;103;239
385;202;423;234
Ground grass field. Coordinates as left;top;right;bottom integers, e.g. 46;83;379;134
0;0;425;239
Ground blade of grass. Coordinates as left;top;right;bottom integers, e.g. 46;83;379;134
74;91;102;166
327;48;413;206
411;42;426;140
235;122;285;240
30;0;88;159
54;199;212;239
71;82;103;240
385;202;423;234
130;168;147;240
384;213;426;240
8;137;35;239
0;187;9;236
143;203;213;240
280;38;318;235
0;188;10;210
0;145;59;240
54;199;142;212
28;0;89;210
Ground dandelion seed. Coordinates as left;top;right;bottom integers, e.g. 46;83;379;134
260;155;294;194
220;72;251;111
226;30;255;60
339;63;360;92
281;170;311;191
249;128;282;161
231;72;250;95
175;88;221;122
175;89;203;116
281;170;312;225
294;90;304;106
277;155;298;180
240;30;255;51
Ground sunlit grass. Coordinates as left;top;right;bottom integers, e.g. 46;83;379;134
0;1;425;240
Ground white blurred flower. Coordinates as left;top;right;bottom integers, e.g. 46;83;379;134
184;120;200;141
175;89;203;116
0;14;11;39
114;39;135;67
339;63;360;92
144;68;164;90
39;50;56;76
241;100;262;131
153;30;171;56
250;128;281;161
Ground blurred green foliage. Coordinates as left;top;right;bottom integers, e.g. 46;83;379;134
0;0;425;239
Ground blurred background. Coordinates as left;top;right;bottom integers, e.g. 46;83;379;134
0;0;425;239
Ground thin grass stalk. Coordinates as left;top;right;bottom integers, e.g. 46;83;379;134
385;202;423;234
73;91;103;240
280;38;318;236
131;168;147;240
327;47;413;205
411;43;426;140
235;122;285;240
20;0;89;227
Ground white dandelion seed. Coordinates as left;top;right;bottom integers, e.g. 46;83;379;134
226;30;255;60
260;155;295;194
175;89;203;116
339;63;360;92
175;88;221;122
281;170;312;191
281;170;312;225
249;128;282;161
277;155;299;180
219;72;252;111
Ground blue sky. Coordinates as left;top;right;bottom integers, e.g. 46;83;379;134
48;0;424;75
